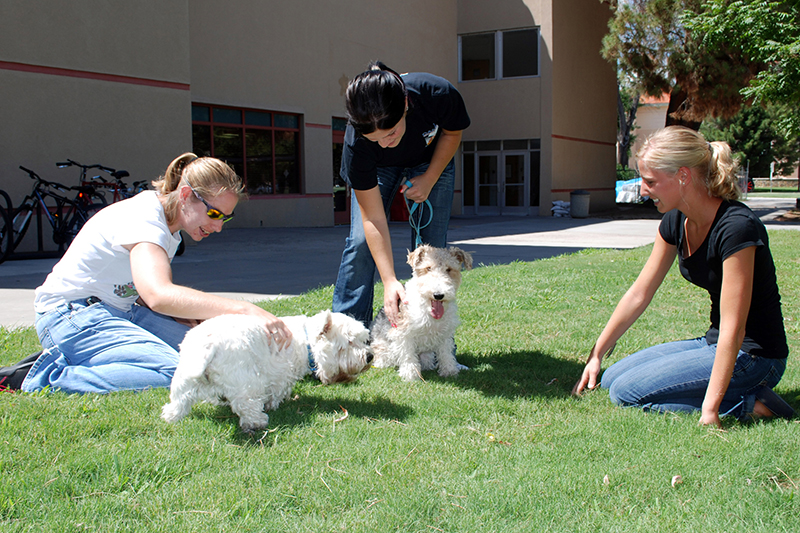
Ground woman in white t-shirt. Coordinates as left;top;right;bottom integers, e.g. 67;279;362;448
7;154;291;394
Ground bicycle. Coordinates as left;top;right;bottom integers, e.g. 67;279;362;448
0;191;13;263
2;166;106;260
57;159;140;204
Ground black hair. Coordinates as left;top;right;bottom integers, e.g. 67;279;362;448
345;61;407;136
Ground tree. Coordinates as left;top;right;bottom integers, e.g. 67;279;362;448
684;0;800;135
602;0;761;130
617;82;640;168
700;103;800;177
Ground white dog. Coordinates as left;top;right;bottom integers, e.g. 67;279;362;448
370;245;472;381
161;310;371;432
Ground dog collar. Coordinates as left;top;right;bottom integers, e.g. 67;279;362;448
303;325;317;372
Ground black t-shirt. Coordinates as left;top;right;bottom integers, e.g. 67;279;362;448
659;201;788;358
341;72;471;190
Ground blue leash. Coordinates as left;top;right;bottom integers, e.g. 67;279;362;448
404;179;432;248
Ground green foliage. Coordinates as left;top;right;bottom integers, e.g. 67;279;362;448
685;0;800;134
603;0;760;123
2;232;799;531
701;103;800;177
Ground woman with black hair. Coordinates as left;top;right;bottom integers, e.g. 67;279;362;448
333;62;470;327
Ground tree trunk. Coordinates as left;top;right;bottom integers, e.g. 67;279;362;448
665;89;702;130
617;91;639;168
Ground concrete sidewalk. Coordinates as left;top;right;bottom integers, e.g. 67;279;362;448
1;197;796;329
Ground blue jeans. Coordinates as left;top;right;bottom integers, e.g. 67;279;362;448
601;337;787;419
333;159;455;326
24;298;190;394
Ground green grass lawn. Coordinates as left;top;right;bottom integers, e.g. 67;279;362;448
2;230;798;532
749;188;800;198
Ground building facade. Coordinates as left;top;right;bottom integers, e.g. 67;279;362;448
1;0;616;252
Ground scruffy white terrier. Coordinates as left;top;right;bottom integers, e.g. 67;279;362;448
161;310;371;432
370;245;473;381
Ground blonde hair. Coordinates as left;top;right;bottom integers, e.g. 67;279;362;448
151;153;246;225
636;126;740;201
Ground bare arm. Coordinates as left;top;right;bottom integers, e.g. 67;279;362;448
353;187;406;325
401;129;463;203
572;234;678;395
698;246;755;427
128;242;292;345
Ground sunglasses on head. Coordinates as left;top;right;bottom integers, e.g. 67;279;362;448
191;187;235;223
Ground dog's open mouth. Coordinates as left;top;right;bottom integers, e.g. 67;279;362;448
430;300;444;320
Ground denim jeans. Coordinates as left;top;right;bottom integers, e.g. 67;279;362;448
332;159;455;326
23;298;190;394
601;337;787;419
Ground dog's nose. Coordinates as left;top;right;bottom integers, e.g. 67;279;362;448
433;293;445;301
366;353;374;364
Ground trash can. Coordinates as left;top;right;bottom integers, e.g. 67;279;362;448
570;190;590;218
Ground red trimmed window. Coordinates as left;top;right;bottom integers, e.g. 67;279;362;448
192;104;301;195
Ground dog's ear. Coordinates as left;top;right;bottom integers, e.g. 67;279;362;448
407;244;430;267
449;246;473;271
320;310;333;337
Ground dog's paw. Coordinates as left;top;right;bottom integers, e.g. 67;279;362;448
437;365;460;378
239;413;270;433
161;402;187;423
398;363;423;382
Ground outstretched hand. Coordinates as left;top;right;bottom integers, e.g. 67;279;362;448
383;279;407;326
572;356;602;396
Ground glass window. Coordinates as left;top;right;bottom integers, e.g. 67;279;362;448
463;153;475;206
192;105;210;122
459;28;539;81
275;114;299;129
461;33;495;81
502;29;538;78
192;124;212;157
503;139;528;150
214;107;242;124
245;110;271;127
477;140;501;151
191;104;302;195
246;129;273;194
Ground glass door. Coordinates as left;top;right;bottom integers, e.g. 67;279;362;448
502;152;528;214
477;153;499;215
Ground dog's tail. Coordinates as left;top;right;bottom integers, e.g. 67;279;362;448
180;339;218;381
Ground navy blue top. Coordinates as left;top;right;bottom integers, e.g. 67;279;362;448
341;72;470;190
659;201;788;358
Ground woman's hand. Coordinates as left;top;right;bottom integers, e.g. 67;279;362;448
572;354;603;396
255;309;293;350
383;278;407;326
699;410;722;428
401;173;436;203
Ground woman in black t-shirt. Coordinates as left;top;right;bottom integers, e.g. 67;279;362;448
332;62;470;327
573;126;792;427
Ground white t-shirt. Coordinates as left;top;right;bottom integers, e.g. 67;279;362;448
34;191;182;313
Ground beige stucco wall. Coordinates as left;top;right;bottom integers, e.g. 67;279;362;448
629;101;668;170
1;0;618;235
0;0;191;252
188;0;459;227
456;0;615;214
549;0;616;211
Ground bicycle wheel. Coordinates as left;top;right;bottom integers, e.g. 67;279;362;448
0;189;12;213
0;204;13;264
11;202;34;251
59;202;104;245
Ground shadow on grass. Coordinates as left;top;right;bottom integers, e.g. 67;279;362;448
426;349;585;400
191;388;413;440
